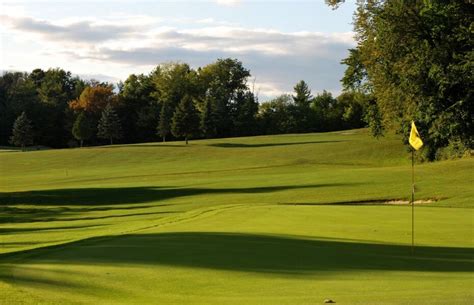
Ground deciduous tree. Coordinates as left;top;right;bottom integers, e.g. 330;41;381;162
72;112;95;147
330;0;474;159
157;102;172;142
69;85;116;114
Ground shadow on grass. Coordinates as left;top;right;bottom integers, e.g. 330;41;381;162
3;232;473;274
0;224;105;234
0;203;173;224
279;199;402;206
101;144;186;148
0;184;343;206
208;140;343;148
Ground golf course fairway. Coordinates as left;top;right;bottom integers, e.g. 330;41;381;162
1;129;473;304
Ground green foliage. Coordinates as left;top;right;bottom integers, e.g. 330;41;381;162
199;58;251;97
199;59;252;137
0;58;414;148
258;94;296;134
364;98;384;138
292;80;313;132
435;138;472;161
97;103;122;145
171;95;200;144
157;101;172;142
200;98;218;138
0;69;83;148
35;69;83;147
335;0;474;158
341;49;369;92
338;91;365;129
292;80;312;108
37;68;75;107
72;112;95;147
9;111;34;150
258;87;367;135
119;73;158;143
232;90;258;136
0;72;38;145
152;63;197;109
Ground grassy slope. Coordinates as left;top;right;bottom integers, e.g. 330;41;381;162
0;129;473;305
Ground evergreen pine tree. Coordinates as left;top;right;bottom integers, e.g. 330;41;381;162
200;98;217;138
157;102;171;142
97;103;122;145
72;112;95;147
10;112;34;151
292;80;313;132
171;95;199;144
293;80;312;108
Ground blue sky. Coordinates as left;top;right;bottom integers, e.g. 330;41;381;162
1;0;357;100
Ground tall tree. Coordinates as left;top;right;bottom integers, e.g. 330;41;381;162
119;73;158;143
10;112;33;151
199;58;251;137
35;69;80;147
258;94;296;134
200;97;218;138
232;90;259;136
0;72;38;146
293;80;312;108
171;95;199;144
152;63;197;110
312;90;340;131
69;85;116;114
157;101;172;142
72;112;95;147
337;91;366;130
292;80;313;132
97;104;122;145
330;0;474;159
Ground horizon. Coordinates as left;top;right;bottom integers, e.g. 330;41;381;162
0;0;357;100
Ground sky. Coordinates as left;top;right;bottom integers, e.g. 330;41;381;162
0;0;357;100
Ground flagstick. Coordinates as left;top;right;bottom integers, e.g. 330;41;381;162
411;149;415;254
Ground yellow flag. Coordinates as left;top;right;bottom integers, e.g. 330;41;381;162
409;121;423;150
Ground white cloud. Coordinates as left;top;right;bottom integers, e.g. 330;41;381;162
0;3;27;17
215;0;241;6
0;12;355;99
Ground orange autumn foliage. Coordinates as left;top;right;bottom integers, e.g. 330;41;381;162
69;85;117;113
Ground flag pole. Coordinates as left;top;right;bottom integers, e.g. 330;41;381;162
409;120;422;254
411;149;415;254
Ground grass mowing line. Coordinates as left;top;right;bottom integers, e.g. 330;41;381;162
0;204;250;299
6;161;359;189
0;204;248;263
122;204;249;235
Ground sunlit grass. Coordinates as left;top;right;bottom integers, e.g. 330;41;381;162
1;129;472;304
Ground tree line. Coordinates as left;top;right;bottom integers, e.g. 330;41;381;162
2;1;472;161
1;58;367;149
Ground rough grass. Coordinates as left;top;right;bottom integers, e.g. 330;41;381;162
0;129;473;305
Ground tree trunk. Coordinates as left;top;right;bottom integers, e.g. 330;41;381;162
80;139;83;148
110;138;113;145
21;144;25;152
185;136;188;145
163;136;166;143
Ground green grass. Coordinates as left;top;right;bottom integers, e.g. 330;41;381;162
1;129;473;304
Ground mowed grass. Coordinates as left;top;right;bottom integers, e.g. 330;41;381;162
0;129;473;305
